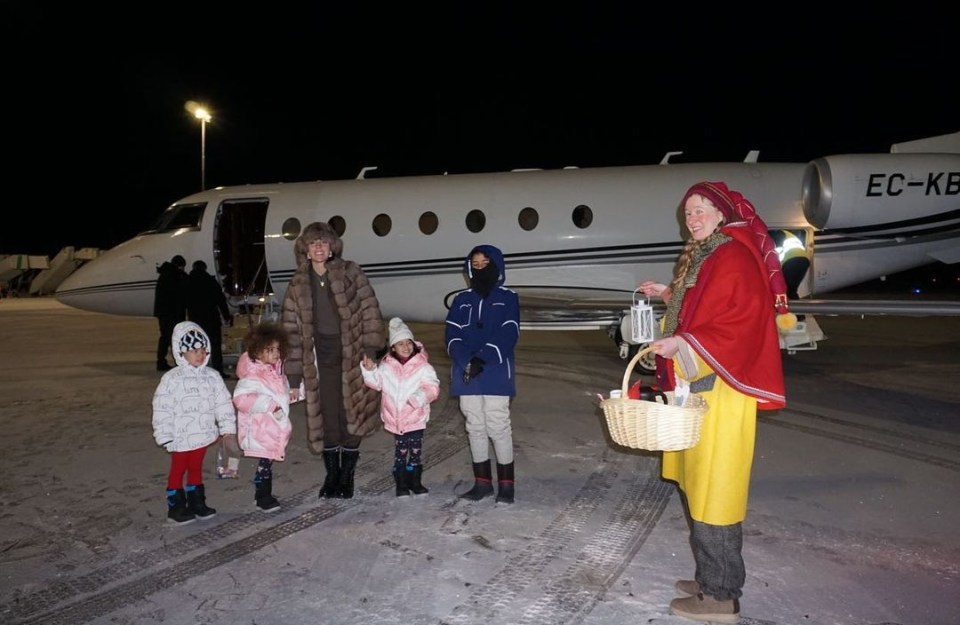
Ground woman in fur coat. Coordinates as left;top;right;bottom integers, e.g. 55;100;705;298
282;221;385;499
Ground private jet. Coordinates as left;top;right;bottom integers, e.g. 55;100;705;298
55;131;960;371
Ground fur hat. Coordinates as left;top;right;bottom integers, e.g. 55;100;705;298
681;181;797;331
294;221;343;265
388;317;414;346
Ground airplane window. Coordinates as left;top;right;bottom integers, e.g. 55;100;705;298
373;213;392;237
281;217;301;241
518;207;539;231
466;209;486;233
572;205;593;229
419;211;438;235
329;216;346;237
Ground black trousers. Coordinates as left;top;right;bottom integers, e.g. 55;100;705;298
315;333;360;449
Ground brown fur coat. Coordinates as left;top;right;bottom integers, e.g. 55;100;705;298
281;257;384;454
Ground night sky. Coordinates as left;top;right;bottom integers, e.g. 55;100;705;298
2;4;956;259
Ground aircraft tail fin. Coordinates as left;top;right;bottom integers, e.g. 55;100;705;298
890;131;960;154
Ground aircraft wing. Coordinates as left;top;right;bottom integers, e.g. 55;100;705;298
513;286;960;333
789;298;960;317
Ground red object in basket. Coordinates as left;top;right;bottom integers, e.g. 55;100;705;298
628;381;666;403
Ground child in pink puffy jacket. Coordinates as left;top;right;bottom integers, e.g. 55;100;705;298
233;322;302;512
361;318;440;497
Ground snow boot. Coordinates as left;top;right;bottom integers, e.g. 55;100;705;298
495;462;515;504
255;478;281;512
319;446;341;499
337;448;360;499
166;488;196;525
459;460;494;501
394;465;411;497
185;483;216;519
407;464;429;495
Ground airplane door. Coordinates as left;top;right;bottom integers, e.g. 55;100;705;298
213;198;272;303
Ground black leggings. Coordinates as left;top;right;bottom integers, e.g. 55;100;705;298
393;430;425;471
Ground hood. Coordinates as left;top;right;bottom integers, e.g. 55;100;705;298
235;351;283;378
171;321;211;368
464;244;505;286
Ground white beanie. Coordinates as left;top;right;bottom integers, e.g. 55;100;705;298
388;317;414;346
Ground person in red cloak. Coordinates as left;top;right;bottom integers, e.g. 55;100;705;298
638;181;793;623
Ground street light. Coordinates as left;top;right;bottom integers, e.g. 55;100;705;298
193;107;212;190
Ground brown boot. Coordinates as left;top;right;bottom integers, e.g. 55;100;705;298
674;579;700;596
670;592;739;624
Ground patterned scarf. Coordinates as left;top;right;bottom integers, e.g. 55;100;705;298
662;230;730;337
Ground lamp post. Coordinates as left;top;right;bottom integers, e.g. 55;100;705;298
193;107;211;190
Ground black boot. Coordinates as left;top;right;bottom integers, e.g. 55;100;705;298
166;488;196;525
460;460;494;501
186;483;217;519
394;465;411;497
319;447;341;499
496;462;515;504
408;464;429;495
337;448;360;499
255;478;281;512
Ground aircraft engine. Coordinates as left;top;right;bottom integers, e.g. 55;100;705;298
801;153;960;229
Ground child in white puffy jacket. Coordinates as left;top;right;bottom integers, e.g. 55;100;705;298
233;322;302;512
152;321;237;525
361;318;439;497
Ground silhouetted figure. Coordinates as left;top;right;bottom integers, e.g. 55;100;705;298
154;255;188;371
186;260;232;374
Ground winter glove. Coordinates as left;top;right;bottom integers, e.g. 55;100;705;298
462;357;485;384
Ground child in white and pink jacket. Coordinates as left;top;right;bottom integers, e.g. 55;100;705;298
233;322;302;512
361;318;440;497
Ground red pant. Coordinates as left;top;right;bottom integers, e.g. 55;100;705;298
166;446;208;490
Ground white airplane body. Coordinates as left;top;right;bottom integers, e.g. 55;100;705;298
56;132;960;362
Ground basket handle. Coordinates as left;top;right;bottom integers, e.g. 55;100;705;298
621;345;657;395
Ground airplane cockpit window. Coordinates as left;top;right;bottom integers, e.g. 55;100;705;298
419;211;438;235
329;216;346;237
518;207;539;231
141;202;206;234
466;209;486;233
572;205;593;229
373;213;392;237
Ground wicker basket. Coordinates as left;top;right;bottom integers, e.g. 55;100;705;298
601;347;707;451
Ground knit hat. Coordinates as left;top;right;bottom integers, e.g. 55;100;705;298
681;181;797;331
179;328;209;352
388;317;414;346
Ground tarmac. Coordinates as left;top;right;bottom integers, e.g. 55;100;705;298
0;297;958;625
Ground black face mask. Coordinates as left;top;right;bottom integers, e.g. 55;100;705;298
470;263;499;298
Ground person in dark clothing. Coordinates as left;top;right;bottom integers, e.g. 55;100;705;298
154;255;188;371
186;260;232;374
